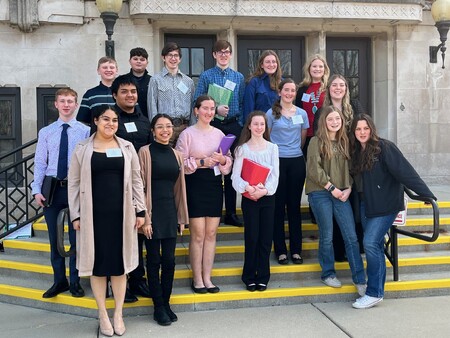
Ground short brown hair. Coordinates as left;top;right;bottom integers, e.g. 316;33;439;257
213;40;232;53
97;56;117;69
55;87;78;102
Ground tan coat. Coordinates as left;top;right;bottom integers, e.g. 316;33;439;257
138;145;189;227
68;134;146;277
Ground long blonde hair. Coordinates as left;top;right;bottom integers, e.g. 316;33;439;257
299;54;330;92
323;74;353;131
316;106;350;160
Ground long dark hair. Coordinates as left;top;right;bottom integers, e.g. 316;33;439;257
350;113;381;174
272;78;298;119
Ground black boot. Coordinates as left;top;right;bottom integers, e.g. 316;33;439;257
164;303;178;322
153;306;171;326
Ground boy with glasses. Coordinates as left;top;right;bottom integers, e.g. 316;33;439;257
148;42;195;146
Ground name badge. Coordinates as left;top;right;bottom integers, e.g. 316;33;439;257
292;114;304;125
224;80;236;91
124;122;137;133
213;166;221;176
301;93;311;103
177;81;189;94
106;148;123;158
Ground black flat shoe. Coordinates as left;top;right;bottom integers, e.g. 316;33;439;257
246;283;256;292
124;288;138;303
206;285;220;293
165;303;178;322
291;254;304;265
153;306;171;326
129;281;151;298
191;282;207;294
278;255;289;265
69;282;85;298
256;284;267;292
43;281;69;298
224;214;243;227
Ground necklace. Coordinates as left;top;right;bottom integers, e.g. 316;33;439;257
310;88;321;114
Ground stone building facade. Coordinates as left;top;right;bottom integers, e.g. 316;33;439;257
0;0;448;183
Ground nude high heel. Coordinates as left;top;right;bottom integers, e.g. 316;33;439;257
99;316;113;337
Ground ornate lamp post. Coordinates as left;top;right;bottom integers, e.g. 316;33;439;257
96;0;123;58
430;0;450;69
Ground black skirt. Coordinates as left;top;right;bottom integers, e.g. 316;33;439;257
185;168;223;218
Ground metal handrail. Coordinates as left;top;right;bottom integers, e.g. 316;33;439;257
0;139;37;162
385;187;440;281
0;139;41;241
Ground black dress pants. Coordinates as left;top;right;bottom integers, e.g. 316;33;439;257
273;156;306;257
241;195;275;285
210;118;242;215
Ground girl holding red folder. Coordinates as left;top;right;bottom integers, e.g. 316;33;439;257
232;111;279;291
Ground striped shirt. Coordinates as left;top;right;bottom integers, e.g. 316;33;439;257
31;118;90;195
147;67;195;121
76;82;115;124
194;66;245;125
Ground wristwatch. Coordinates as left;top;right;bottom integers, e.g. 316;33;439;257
328;184;336;192
200;159;205;167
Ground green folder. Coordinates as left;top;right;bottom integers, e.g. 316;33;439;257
208;83;233;106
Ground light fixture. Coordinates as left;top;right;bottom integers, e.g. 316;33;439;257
96;0;123;58
430;0;450;69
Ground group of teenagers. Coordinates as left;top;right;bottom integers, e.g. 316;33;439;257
31;39;437;336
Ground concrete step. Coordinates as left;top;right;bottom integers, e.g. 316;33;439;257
3;233;450;262
2;250;450;287
1;271;450;318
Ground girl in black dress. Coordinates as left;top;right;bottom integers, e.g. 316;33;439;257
138;114;189;326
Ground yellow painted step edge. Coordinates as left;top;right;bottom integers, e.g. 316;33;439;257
32;217;450;236
2;279;450;308
3;257;450;280
4;235;450;255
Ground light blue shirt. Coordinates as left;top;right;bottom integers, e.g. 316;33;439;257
266;107;309;158
31;118;90;195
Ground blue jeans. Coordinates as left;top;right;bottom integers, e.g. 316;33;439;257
360;202;397;298
308;190;365;284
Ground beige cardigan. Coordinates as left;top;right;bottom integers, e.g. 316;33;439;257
68;134;146;277
138;145;189;227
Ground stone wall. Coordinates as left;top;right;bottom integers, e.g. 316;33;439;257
0;0;448;184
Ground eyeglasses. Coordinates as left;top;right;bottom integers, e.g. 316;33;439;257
216;50;231;56
166;53;180;59
154;124;174;130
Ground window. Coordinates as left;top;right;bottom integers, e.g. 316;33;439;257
0;87;21;170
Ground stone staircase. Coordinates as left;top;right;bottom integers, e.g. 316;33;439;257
0;202;450;318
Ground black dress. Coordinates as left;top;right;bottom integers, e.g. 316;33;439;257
91;151;124;276
149;142;180;239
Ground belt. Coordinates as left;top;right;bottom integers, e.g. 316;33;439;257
58;180;68;187
215;116;239;125
172;117;190;127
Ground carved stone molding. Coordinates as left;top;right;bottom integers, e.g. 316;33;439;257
130;0;423;22
9;0;39;32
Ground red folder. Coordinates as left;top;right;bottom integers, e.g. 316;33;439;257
241;158;270;201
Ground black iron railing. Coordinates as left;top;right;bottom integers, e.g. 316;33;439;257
384;187;440;281
0;139;42;240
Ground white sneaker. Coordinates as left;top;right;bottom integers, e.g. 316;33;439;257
352;295;383;309
354;283;367;297
322;276;342;288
